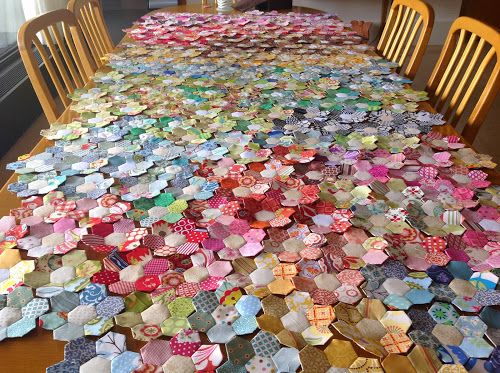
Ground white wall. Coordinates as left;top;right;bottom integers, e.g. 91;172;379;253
184;0;461;45
294;0;380;22
425;0;461;44
292;0;462;45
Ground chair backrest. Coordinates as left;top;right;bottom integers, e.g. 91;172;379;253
426;17;500;143
68;0;114;68
377;0;434;80
18;9;95;124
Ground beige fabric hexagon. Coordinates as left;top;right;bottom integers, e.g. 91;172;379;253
449;279;477;297
183;266;209;283
202;209;222;220
282;238;305;252
164;233;186;247
382;278;410;296
141;304;170;325
356;318;387;340
232;186;251;198
62;250;87;267
148;206;169;219
33;205;54;218
432;324;464;345
280;311;310;333
50;266;76;284
223;235;246;250
119;264;144;282
0;307;22;327
41;233;65;247
314;273;340;291
342;243;366;257
104;233;127;247
162;355;195;373
80;356;111;373
254;210;276;222
67;305;97;325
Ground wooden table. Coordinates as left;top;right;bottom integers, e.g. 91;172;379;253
1;4;498;217
147;3;324;14
0;4;497;372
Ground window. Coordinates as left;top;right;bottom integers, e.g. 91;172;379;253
0;0;26;55
0;0;68;58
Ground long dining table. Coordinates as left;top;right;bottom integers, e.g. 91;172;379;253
0;4;498;373
1;4;498;216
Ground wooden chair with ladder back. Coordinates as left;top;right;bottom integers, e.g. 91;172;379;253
18;9;95;124
377;0;434;80
68;0;114;68
426;16;500;143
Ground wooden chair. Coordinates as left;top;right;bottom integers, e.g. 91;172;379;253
68;0;114;68
426;17;500;143
18;9;95;124
377;0;434;79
